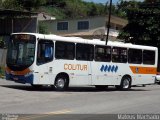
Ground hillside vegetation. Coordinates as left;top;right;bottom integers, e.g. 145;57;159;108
0;0;125;19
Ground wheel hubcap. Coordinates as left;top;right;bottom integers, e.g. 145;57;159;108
56;79;65;88
123;79;130;88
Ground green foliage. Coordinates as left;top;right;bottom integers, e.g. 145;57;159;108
18;0;47;11
62;0;109;18
86;2;99;16
26;0;47;10
2;0;23;10
40;0;112;19
47;0;66;7
64;0;87;18
116;0;141;18
40;6;67;20
0;0;127;19
118;0;160;47
38;22;48;34
1;0;46;11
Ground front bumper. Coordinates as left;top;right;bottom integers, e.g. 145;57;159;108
5;73;34;84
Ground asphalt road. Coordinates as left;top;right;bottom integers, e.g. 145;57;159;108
0;79;160;120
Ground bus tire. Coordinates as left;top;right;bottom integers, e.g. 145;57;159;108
54;75;69;91
120;76;131;91
95;85;108;90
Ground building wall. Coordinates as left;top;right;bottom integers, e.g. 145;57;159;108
0;17;37;35
38;13;56;21
42;16;106;35
41;16;127;40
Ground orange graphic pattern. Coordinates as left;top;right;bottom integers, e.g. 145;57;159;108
129;66;157;74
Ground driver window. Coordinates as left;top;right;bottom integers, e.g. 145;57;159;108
37;40;54;65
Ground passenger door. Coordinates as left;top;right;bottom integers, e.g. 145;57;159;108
35;40;54;85
91;45;113;85
71;43;93;85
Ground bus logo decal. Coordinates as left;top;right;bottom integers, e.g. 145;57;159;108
64;64;87;71
100;65;107;72
108;65;111;72
100;65;118;73
114;66;118;72
136;67;139;73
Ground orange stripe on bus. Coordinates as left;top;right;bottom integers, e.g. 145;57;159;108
129;66;157;74
5;67;31;75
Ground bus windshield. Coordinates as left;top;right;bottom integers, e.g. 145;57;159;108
6;34;36;70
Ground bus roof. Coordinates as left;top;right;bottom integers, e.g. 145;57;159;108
12;32;157;51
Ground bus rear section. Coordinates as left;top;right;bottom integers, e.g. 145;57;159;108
91;44;157;90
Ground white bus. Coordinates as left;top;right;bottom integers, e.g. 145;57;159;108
5;33;158;90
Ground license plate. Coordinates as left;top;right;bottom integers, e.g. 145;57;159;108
13;78;18;80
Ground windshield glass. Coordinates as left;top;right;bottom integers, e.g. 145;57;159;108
7;34;36;70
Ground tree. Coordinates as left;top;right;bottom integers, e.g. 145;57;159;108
104;2;109;15
96;3;106;15
46;0;66;7
118;0;160;47
2;0;23;10
1;0;47;11
116;0;140;18
39;22;48;34
64;0;87;18
21;0;47;11
88;3;99;16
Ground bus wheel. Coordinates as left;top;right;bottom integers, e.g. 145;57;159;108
95;85;108;90
120;76;131;91
54;75;68;91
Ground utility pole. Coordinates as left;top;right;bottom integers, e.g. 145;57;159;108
106;0;112;45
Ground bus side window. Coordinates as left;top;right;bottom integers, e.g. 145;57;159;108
120;48;127;63
143;50;155;65
128;49;142;64
112;47;118;62
76;43;94;61
45;45;53;59
95;45;111;62
112;47;127;63
37;40;54;65
55;41;75;60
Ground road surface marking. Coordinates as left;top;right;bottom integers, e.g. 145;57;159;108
20;109;72;120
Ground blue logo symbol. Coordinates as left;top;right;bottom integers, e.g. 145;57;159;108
100;65;118;73
136;67;139;73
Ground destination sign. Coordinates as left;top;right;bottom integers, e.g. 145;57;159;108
12;34;36;41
